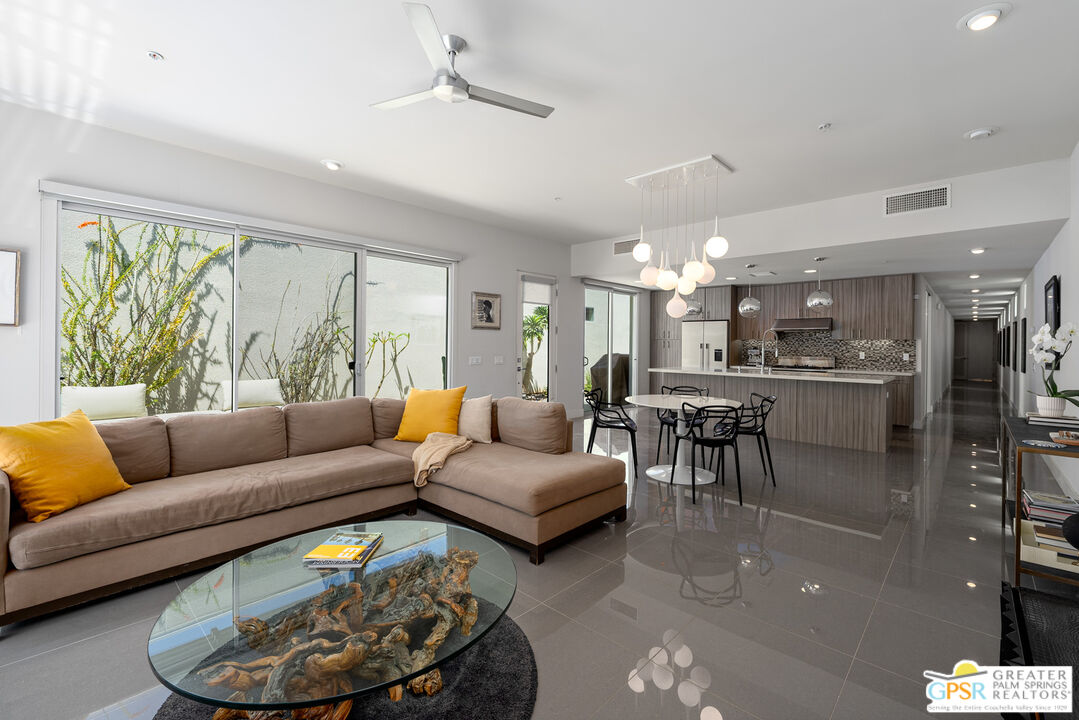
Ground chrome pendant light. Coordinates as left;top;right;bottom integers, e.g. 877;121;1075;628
806;256;834;313
738;265;761;319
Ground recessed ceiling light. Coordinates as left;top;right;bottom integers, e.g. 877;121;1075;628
964;127;997;141
969;274;980;279
804;269;817;274
971;289;981;293
320;159;343;171
970;247;985;254
957;4;1010;31
972;299;980;303
966;581;977;589
725;276;737;281
817;122;832;132
147;50;165;61
967;11;999;30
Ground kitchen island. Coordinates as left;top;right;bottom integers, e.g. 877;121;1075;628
649;366;898;453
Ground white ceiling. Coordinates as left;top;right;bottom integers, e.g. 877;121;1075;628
2;0;1078;246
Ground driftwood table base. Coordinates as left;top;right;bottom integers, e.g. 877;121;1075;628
198;549;478;714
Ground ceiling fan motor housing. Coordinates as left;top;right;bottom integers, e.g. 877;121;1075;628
433;73;469;103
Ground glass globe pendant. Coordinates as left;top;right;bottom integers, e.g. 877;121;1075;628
698;248;716;284
682;245;705;282
632;240;651;262
677;272;696;296
639;259;659;286
666;289;688;318
656;252;679;291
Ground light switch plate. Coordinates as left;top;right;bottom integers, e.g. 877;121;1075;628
859;351;866;360
493;355;505;365
468;356;481;365
903;352;910;361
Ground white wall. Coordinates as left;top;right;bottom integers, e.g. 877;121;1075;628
913;274;955;426
1021;139;1079;495
999;271;1035;412
0;100;584;424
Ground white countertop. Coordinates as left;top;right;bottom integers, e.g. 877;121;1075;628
648;366;898;385
730;365;915;378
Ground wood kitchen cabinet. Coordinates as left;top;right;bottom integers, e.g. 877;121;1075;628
892;375;913;426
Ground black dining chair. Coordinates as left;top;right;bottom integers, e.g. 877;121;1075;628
656;385;707;464
584;389;638;477
738;393;777;485
672;403;742;504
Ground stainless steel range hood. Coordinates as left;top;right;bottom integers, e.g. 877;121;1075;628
770;317;834;332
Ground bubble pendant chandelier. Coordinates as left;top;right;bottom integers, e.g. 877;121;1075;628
626;155;734;318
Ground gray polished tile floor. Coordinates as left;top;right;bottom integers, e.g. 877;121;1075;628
1;381;1073;719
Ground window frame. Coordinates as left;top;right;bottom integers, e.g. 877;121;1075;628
41;181;458;418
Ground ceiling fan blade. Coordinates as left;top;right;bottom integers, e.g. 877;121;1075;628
371;89;435;110
403;3;452;75
467;85;554;118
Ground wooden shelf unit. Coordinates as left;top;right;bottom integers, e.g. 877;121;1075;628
1001;415;1079;588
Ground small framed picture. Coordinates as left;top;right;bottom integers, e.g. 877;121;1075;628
1045;275;1061;334
0;249;20;326
471;291;501;330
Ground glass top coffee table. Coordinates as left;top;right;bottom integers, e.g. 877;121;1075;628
147;520;516;717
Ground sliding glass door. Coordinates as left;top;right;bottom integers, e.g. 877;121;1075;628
583;286;635;407
364;254;449;399
237;238;356;406
59;209;235;415
58;204;451;418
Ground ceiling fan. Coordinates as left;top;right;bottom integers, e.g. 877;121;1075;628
372;2;554;118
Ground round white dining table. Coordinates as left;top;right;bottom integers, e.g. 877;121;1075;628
624;394;743;489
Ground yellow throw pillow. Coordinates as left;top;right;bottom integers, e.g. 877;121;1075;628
395;386;468;443
0;410;131;522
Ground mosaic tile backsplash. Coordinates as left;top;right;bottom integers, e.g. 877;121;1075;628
738;332;917;372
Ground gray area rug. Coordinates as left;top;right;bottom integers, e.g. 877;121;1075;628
152;606;536;720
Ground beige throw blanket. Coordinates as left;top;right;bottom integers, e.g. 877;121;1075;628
412;432;472;486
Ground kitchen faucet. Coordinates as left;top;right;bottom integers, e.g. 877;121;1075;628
760;329;779;373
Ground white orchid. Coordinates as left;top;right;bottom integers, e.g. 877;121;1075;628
1031;325;1052;348
1032;349;1055;367
1030;319;1077;409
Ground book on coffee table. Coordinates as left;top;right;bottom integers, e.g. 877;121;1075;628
303;531;383;568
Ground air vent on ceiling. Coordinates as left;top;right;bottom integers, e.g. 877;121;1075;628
883;184;950;215
749;271;776;277
613;238;638;255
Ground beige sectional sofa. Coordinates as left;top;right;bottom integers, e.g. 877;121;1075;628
0;396;625;625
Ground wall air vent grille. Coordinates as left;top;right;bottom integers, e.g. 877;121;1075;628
884;185;950;215
613;239;638;255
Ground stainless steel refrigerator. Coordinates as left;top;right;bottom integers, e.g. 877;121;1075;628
680;319;729;371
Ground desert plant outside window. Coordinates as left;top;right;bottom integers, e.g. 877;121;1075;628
50;187;455;419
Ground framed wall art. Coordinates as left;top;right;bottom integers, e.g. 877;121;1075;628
0;249;20;326
1045;275;1060;334
471;291;501;330
1021;317;1027;372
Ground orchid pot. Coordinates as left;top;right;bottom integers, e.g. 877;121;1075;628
1030;322;1078;417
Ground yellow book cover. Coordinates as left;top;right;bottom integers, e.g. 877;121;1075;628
303;531;383;566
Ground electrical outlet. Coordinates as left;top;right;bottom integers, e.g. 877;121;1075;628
493;355;505;365
903;352;910;362
468;356;482;366
859;351;866;360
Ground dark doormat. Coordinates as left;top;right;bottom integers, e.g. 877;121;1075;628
152;612;536;720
